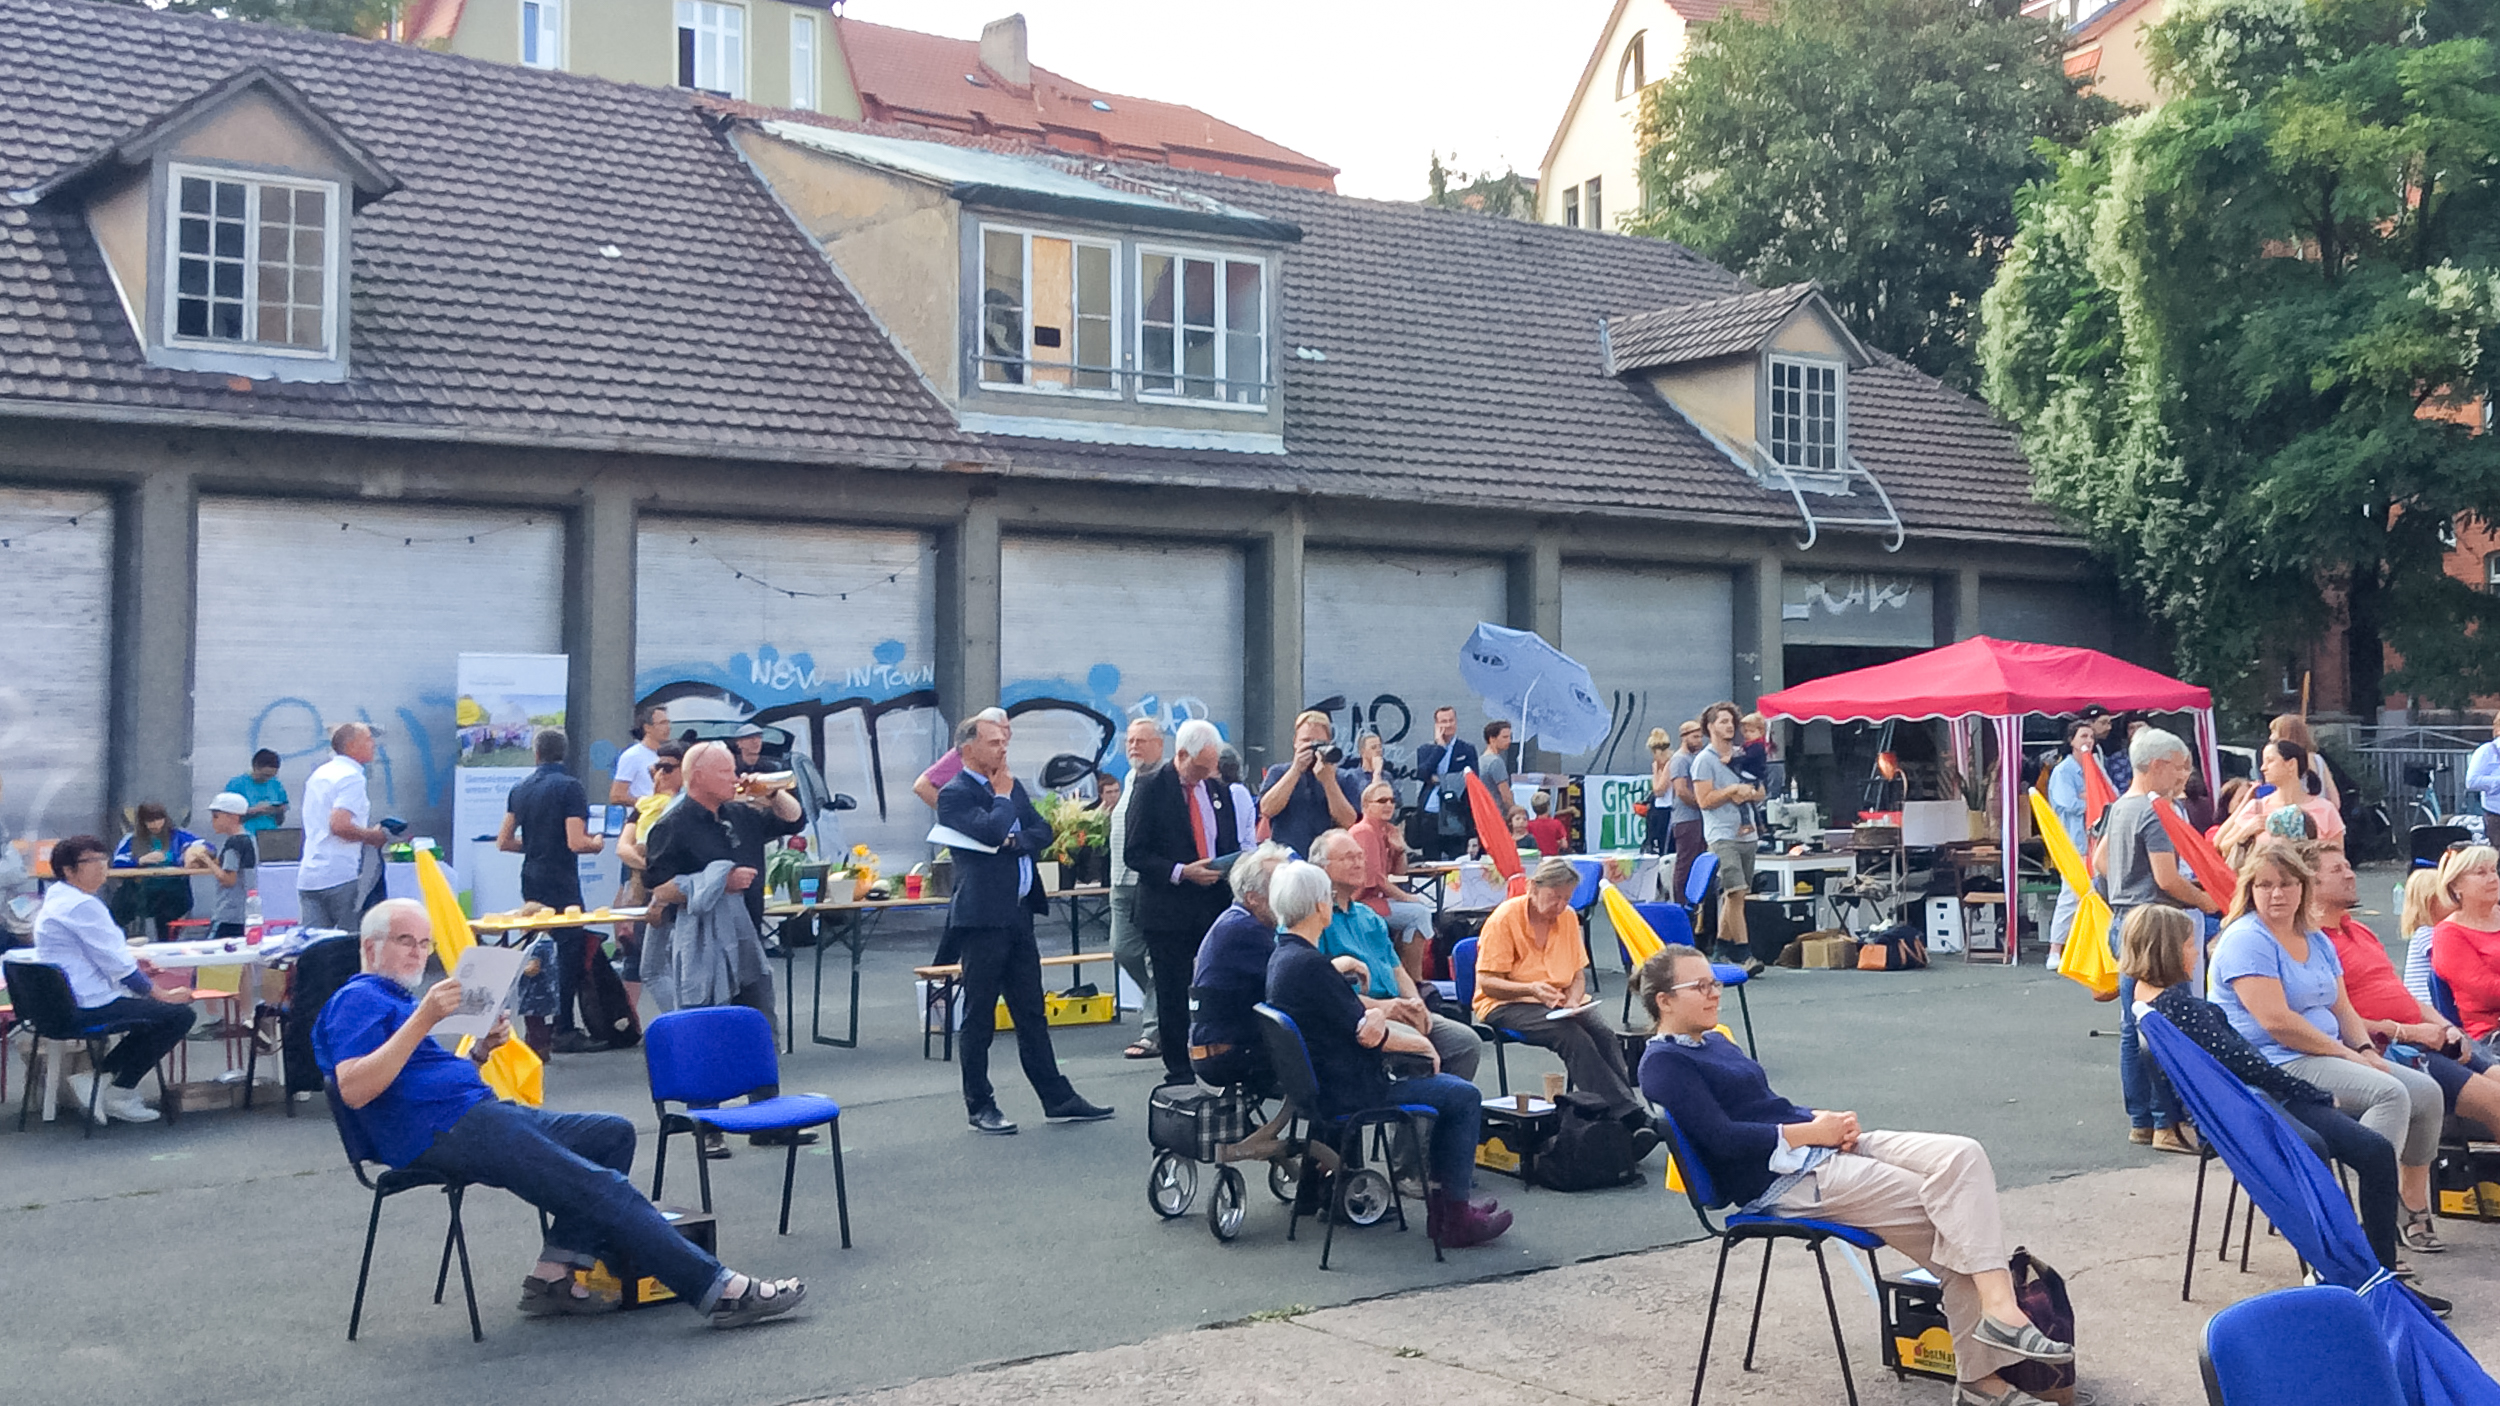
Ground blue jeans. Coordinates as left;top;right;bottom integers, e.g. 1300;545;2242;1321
1381;1073;1483;1196
413;1101;729;1310
2116;975;2181;1130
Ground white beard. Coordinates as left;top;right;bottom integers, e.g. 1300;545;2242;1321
379;966;424;996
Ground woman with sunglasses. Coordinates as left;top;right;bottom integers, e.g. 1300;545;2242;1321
1635;944;2072;1406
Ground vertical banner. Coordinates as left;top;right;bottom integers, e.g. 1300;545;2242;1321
452;653;569;907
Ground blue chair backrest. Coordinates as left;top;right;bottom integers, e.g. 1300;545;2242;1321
323;1076;381;1169
2202;1285;2403;1406
1452;936;1479;1010
1567;859;1603;911
1251;1003;1322;1115
2426;967;2462;1026
1631;901;1696;950
645;1006;780;1108
1652;1103;1725;1211
1;956;83;1040
1683;851;1720;908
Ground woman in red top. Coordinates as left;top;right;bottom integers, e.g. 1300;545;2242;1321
2430;844;2500;1056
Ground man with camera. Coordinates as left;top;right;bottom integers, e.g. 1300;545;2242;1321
1259;709;1365;859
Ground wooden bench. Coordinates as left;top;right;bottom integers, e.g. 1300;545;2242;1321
916;951;1115;1061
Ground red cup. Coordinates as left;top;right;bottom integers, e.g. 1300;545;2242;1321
904;874;924;899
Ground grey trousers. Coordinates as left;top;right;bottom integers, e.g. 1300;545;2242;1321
1110;884;1155;1043
2282;1053;2443;1166
299;880;363;933
1385;1012;1484;1083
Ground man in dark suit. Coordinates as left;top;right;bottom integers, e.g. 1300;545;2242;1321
1412;705;1481;861
1124;718;1241;1085
937;714;1114;1135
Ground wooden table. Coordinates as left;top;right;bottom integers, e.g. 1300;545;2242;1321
763;894;954;1051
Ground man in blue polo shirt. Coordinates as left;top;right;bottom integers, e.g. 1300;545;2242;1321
315;899;805;1328
1258;710;1366;858
1311;828;1481;1081
497;728;609;1053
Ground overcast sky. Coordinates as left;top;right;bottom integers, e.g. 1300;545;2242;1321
839;0;1617;200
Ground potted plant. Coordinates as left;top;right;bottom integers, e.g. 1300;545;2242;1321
1033;792;1107;893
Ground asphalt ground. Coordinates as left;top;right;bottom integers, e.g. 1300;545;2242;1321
0;871;2452;1405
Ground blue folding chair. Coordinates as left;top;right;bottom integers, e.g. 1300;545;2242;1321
1250;1002;1440;1270
1629;901;1756;1056
1452;936;1539;1096
2426;967;2462;1026
2200;1284;2403;1406
5;956;178;1138
1656;1105;1883;1406
645;1006;850;1243
325;1078;483;1343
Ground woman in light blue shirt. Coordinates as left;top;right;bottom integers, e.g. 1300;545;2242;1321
2207;837;2447;1253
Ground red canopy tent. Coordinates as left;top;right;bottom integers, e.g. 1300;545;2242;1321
1757;636;2218;959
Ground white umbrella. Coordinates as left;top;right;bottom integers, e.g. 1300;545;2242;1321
1459;623;1612;757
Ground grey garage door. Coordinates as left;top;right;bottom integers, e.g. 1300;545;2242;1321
1980;578;2113;651
636;517;940;862
1001;535;1244;783
193;499;564;845
1303;550;1507;767
0;488;112;841
1561;563;1735;773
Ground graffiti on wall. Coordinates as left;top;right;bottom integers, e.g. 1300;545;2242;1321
246;694;446;819
1002;663;1226;783
636;640;940;826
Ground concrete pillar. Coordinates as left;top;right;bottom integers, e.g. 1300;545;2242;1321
1737;551;1783;705
111;468;198;822
936;494;1001;715
1507;530;1565;771
564;477;638;785
1954;567;1983;643
1244;506;1305;776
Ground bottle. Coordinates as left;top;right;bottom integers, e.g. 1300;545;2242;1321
244;886;264;944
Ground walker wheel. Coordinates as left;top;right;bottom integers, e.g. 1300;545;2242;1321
1338;1167;1392;1226
1148;1149;1197;1218
1207;1165;1246;1241
1268;1154;1301;1204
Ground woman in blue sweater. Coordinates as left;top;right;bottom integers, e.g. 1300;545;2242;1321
1635;944;2073;1406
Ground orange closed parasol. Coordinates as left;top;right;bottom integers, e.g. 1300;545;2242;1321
2082;750;2119;834
1465;771;1523;881
2151;795;2234;914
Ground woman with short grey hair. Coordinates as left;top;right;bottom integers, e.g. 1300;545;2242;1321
1188;843;1296;1093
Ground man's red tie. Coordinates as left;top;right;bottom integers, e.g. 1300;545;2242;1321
1187;782;1211;861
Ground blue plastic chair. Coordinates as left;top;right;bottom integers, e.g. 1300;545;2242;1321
1656;1103;1883;1406
645;1006;849;1243
2426;967;2462;1026
2199;1284;2403;1406
5;956;178;1139
1682;850;1721;909
1568;859;1606;995
325;1077;483;1343
1452;936;1539;1096
1250;1002;1441;1270
1628;901;1756;1056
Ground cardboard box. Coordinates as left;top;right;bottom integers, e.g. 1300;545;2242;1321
1802;936;1860;969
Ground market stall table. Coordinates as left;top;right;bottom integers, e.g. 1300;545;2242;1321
88;931;317;1118
763;894;954;1052
1753;850;1859;929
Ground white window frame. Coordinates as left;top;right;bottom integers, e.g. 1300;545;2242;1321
161;162;342;361
1585;175;1604;231
1563;185;1580;227
519;0;562;69
1764;353;1846;473
1616;31;1647;99
789;10;818;110
2484;550;2500;597
975;223;1123;400
1134;244;1268;410
674;0;746;98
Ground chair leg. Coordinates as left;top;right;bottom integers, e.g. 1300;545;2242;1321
695;1123;716;1215
1492;1039;1509;1096
778;1136;800;1236
1691;1236;1736;1406
2218;1179;2238;1261
84;1051;107;1140
829;1117;852;1249
1811;1240;1861;1406
349;1187;386;1341
2238;1198;2256;1274
448;1187;482;1343
2183;1150;2209;1302
1734;986;1757;1057
650;1117;671;1203
1741;1237;1776;1370
16;1038;38;1133
434;1196;458;1305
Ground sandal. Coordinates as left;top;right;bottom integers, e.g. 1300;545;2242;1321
2403;1208;2447;1254
517;1273;620;1316
707;1275;806;1330
1122;1038;1160;1060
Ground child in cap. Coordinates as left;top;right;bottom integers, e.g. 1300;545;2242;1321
205;791;259;939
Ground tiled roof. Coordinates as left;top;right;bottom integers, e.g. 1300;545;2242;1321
992;161;2072;545
0;0;987;469
1607;283;1824;372
834;16;1339;192
1665;0;1776;23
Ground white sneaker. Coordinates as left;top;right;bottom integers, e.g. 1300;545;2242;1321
98;1085;161;1124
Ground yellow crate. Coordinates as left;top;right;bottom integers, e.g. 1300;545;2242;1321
1476;1133;1524;1175
994;990;1117;1029
1895;1327;1957;1379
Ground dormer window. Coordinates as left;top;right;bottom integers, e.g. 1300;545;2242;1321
167;166;338;354
1767;354;1842;471
980;225;1118;395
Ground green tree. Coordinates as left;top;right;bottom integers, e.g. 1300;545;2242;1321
1629;0;2112;390
99;0;397;35
1424;152;1538;220
1979;0;2500;714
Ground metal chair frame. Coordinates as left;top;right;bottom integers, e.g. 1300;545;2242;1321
1251;1003;1441;1271
325;1079;482;1343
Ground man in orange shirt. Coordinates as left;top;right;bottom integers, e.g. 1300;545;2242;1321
1474;858;1653;1148
2313;846;2500;1138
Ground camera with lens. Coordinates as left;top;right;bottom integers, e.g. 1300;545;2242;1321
1313;743;1345;766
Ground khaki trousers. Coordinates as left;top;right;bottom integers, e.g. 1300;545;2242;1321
1767;1129;2021;1384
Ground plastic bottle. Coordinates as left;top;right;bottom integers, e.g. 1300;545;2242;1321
244;886;264;944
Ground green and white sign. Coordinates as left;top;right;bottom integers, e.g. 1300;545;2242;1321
1586;774;1651;851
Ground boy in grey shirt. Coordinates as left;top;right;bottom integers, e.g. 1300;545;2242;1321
205;792;258;938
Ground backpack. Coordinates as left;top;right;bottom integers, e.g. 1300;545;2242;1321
1997;1248;2077;1404
1856;922;1929;972
576;935;642;1049
1530;1090;1643;1191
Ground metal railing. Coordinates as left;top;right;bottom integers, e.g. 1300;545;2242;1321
2340;723;2488;822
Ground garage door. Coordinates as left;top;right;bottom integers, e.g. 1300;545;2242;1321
1980;578;2112;651
637;517;940;863
1561;563;1735;773
1303;550;1506;768
1001;536;1244;782
0;488;113;840
194;499;564;845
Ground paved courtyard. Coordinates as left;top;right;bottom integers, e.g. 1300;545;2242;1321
4;884;2490;1405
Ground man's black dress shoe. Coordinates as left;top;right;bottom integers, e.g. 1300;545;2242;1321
1042;1097;1115;1122
749;1129;819;1147
968;1106;1019;1135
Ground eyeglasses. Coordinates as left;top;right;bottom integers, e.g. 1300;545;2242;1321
652;763;680;774
382;933;430;952
1668;978;1723;996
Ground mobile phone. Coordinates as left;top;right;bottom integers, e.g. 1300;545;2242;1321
601;805;625;837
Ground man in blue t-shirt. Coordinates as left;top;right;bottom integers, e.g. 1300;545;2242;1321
315;899;806;1328
222;749;290;834
1311;829;1480;1080
1258;710;1366;858
497;729;609;1053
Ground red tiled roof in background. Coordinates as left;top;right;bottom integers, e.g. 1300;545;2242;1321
834;16;1337;191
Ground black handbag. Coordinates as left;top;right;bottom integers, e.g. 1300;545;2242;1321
1997;1247;2076;1403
